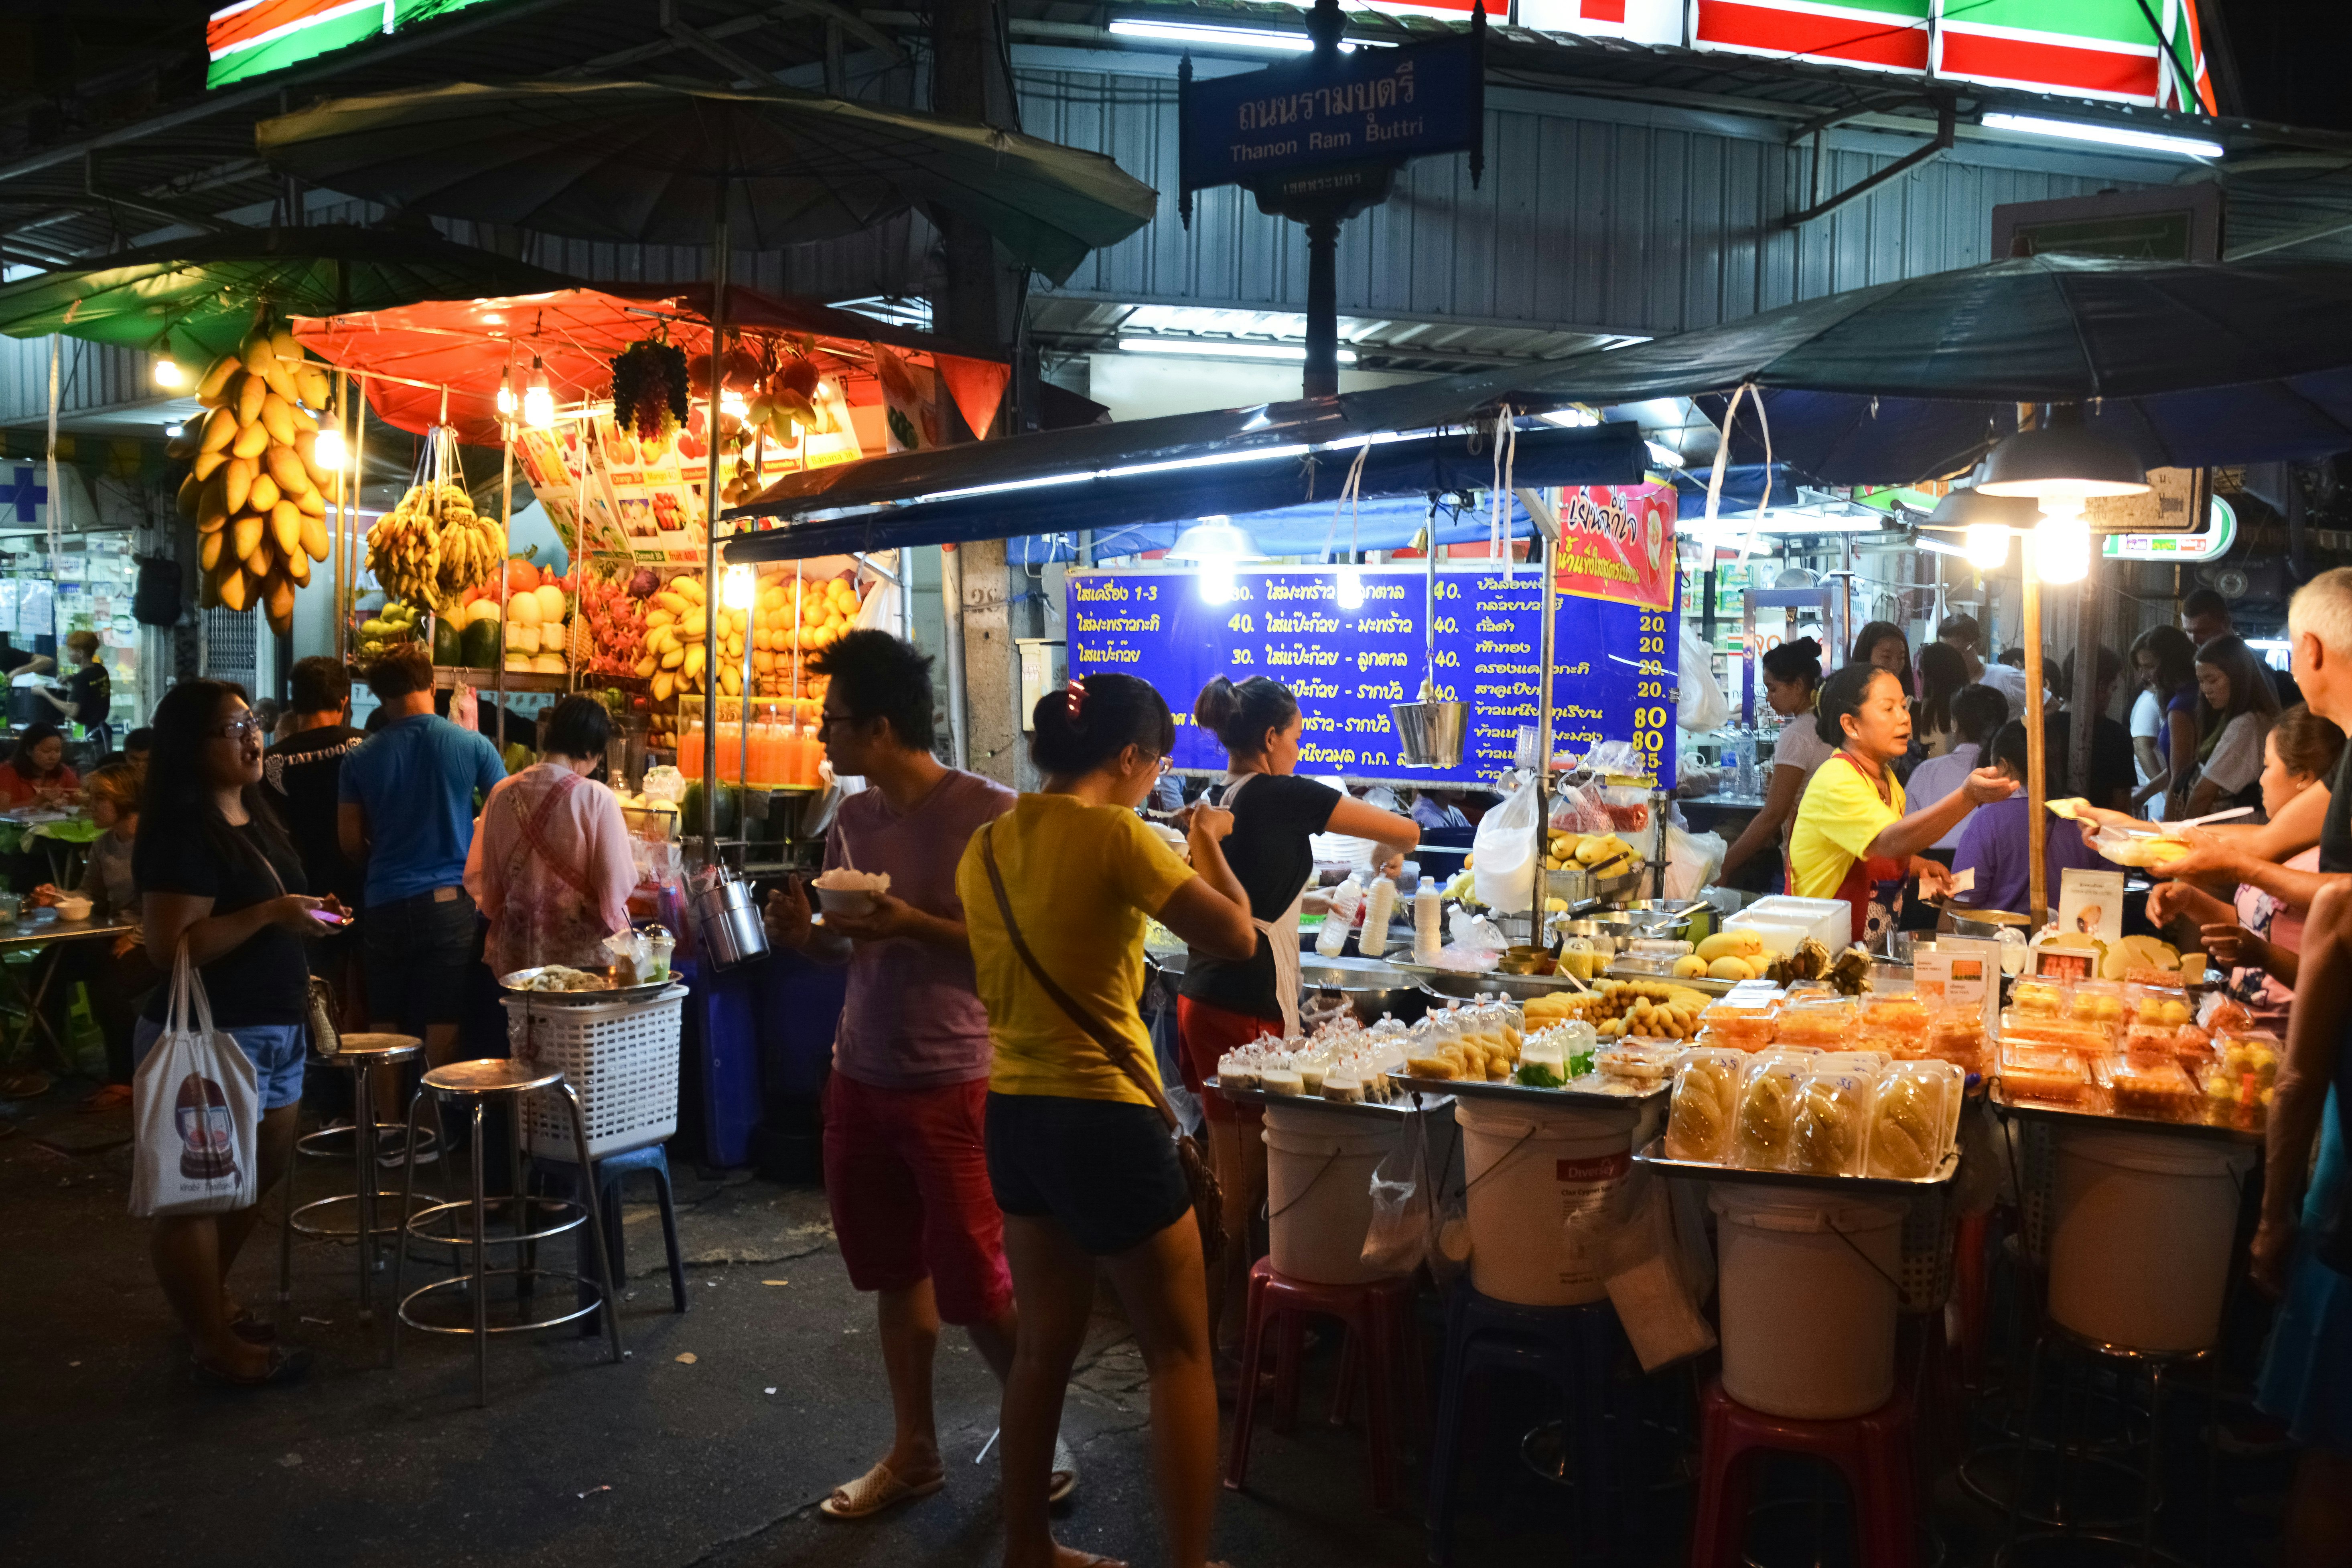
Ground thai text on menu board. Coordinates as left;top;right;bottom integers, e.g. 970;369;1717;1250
1065;564;1678;789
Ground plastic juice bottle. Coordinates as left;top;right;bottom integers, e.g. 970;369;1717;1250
718;718;741;781
679;722;704;779
793;723;817;787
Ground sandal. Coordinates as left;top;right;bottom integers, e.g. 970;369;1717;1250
0;1069;52;1100
818;1461;945;1521
80;1083;133;1111
193;1345;311;1388
228;1311;279;1346
1049;1434;1078;1505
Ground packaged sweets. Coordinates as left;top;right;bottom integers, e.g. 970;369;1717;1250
1926;1010;1988;1075
1997;1041;2094;1107
1697;998;1781;1051
1666;1049;1744;1163
2063;980;2126;1026
1999;1013;2117;1059
2125;983;2195;1030
2096;1056;2198;1123
2217;1030;2283;1088
2009;977;2065;1016
1789;1071;1872;1177
1859;994;1931;1044
1733;1059;1803;1169
1774;997;1857;1049
1865;1065;1951;1179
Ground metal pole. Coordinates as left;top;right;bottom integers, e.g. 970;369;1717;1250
333;367;349;668
2023;535;2048;928
701;197;730;859
1534;510;1557;946
1421;493;1439;700
495;420;511;744
1304;216;1340;401
942;543;969;769
351;385;368;663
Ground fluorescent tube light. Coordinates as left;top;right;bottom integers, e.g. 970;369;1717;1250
1108;19;1346;51
1119;337;1357;365
1980;113;2222;160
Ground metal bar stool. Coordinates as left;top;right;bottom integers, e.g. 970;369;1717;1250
392;1059;625;1406
277;1032;442;1322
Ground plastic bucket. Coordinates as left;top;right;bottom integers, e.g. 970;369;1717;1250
1712;1187;1906;1420
2049;1129;2254;1352
1457;1097;1646;1306
1262;1103;1402;1286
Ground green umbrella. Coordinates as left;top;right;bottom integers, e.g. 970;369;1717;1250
0;223;576;366
254;79;1158;285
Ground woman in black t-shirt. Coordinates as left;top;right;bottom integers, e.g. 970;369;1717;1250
1175;675;1417;1373
133;680;342;1387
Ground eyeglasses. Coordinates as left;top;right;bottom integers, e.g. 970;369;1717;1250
817;710;868;731
210;716;263;741
1151;753;1173;776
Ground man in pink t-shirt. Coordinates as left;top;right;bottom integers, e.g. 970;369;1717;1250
765;630;1068;1521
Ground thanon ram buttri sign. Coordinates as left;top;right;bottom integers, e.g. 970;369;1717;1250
1179;33;1483;195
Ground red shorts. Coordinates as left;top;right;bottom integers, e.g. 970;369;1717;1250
822;1072;1013;1326
1176;996;1279;1126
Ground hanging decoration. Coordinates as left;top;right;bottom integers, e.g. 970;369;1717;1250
609;337;690;441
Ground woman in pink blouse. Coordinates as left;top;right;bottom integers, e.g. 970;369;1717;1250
465;696;637;977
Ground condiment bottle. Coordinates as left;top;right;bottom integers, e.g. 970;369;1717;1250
1317;875;1363;957
1412;881;1441;960
1358;873;1398;959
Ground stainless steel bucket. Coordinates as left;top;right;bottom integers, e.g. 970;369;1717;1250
1390;699;1466;768
692;872;771;969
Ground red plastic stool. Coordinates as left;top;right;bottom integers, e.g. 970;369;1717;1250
1953;1210;1992;1389
1225;1258;1419;1508
1689;1379;1919;1568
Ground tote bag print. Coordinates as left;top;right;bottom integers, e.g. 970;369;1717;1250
130;949;260;1217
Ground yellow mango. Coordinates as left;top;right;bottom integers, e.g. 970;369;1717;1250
231;419;270;459
248;472;279;515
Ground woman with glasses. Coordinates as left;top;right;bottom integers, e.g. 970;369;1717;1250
464;695;636;978
134;680;343;1386
1178;674;1416;1387
958;672;1256;1568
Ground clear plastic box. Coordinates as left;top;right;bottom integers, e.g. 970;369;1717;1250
1998;1040;2095;1107
2096;1055;2199;1122
1789;1070;1873;1177
1774;996;1859;1048
1732;1057;1804;1169
1666;1047;1745;1163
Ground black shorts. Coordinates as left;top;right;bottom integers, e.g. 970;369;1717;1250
985;1092;1191;1258
362;887;479;1034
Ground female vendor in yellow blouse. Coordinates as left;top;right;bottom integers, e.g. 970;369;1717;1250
1789;662;2018;943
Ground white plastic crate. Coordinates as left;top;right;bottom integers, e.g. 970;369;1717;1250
501;986;687;1161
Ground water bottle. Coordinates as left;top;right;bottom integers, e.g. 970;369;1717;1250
1412;882;1442;960
1358;874;1399;960
1317;874;1363;957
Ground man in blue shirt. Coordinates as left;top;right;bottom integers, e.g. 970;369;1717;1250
338;643;506;1065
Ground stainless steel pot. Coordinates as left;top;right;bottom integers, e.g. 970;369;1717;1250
692;870;770;969
1299;957;1430;1025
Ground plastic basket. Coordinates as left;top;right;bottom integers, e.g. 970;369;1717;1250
501;985;687;1161
1896;1182;1956;1315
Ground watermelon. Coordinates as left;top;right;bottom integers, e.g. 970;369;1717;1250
433;616;463;667
680;781;739;837
461;616;502;669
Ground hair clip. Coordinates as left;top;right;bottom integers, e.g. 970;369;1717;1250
1065;677;1087;725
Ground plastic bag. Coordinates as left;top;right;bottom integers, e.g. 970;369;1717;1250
1663;819;1727;901
1598;1170;1719;1371
1361;1106;1435;1277
1550;778;1614;836
130;947;261;1219
1679;624;1730;732
1471;772;1541;913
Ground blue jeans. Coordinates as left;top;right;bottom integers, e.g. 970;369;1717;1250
132;1016;307;1111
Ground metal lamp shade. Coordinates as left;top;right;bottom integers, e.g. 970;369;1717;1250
1975;426;2149;500
1924;487;2043;528
1390;698;1466;768
1164;517;1266;563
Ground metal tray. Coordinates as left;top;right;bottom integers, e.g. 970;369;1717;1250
1634;1137;1962;1193
1389;1072;1668;1108
1206;1078;1428;1122
499;968;680;1006
1986;1085;2263;1147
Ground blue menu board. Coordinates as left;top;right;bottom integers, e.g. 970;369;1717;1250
1066;564;1678;789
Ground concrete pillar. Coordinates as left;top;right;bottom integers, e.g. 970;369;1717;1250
957;538;1029;789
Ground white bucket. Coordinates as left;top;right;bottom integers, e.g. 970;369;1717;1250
1263;1103;1403;1286
1712;1186;1906;1420
1457;1097;1646;1306
2049;1129;2254;1352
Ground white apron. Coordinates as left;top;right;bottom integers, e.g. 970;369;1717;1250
1218;773;1308;1040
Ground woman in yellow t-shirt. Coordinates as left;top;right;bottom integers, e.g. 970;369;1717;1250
1788;663;2016;943
956;671;1255;1568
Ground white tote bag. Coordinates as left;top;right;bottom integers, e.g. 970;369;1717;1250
129;945;260;1219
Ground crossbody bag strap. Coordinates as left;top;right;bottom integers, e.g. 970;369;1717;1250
980;823;1180;1135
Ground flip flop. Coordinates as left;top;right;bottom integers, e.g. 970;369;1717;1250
80;1083;132;1111
818;1461;945;1521
1049;1434;1078;1505
0;1069;52;1100
228;1311;279;1346
192;1345;311;1388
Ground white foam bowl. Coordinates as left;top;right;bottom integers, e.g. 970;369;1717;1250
815;885;879;918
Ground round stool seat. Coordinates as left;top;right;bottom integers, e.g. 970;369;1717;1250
422;1058;564;1097
331;1032;423;1063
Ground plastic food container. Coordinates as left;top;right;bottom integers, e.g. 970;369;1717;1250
1774;998;1859;1049
1666;1048;1745;1163
2009;978;2065;1016
2217;1030;2283;1088
1999;1012;2117;1058
1732;1058;1805;1170
1926;1011;1989;1075
2196;1059;2269;1130
1865;1063;1955;1178
1594;1041;1677;1087
1698;998;1781;1051
1999;1041;2096;1107
2064;980;2126;1026
2125;983;2195;1030
1859;994;1931;1043
2089;824;2193;871
2096;1056;2199;1123
1788;1070;1872;1177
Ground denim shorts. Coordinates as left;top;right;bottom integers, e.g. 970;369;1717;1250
985;1092;1191;1257
132;1016;308;1112
362;887;480;1033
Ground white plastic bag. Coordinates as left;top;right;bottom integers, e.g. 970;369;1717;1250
130;947;260;1219
1360;1106;1435;1278
1471;772;1541;913
1663;819;1727;901
1599;1171;1718;1372
1678;624;1730;732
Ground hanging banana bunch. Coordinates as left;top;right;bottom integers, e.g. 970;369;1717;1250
167;318;337;637
362;430;506;615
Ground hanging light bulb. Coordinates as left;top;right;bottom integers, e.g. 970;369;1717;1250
313;425;347;471
496;366;517;419
151;354;184;389
2032;499;2093;585
1335;565;1365;609
1964;523;2011;571
1199;563;1237;605
722;563;757;611
719;388;749;419
523;357;555;429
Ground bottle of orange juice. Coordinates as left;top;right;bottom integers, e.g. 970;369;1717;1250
679;720;704;779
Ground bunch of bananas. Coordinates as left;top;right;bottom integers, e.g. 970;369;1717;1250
168;325;337;636
364;482;506;614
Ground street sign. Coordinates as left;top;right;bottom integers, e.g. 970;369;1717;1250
1179;30;1484;199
